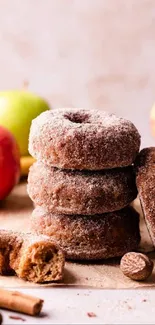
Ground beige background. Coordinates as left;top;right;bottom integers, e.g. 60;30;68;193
0;0;154;146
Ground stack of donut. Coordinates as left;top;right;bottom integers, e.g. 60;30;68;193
28;108;141;260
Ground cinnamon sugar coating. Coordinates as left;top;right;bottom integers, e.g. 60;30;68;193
135;147;155;246
0;230;65;283
29;108;140;170
28;162;137;215
31;206;140;260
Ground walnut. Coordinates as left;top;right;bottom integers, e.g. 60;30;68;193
120;252;154;281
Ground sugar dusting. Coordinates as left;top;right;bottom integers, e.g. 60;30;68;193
31;206;140;260
28;162;137;215
135;147;155;246
29;108;141;170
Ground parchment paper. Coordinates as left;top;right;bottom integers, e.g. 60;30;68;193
0;181;155;289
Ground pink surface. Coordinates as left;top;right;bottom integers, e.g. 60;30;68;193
0;0;154;146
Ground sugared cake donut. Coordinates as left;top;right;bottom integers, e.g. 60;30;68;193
28;162;137;215
135;147;155;246
31;206;140;260
29;108;140;170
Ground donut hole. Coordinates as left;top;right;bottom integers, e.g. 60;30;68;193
44;251;54;263
64;112;90;124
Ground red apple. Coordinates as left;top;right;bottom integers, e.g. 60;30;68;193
0;126;20;200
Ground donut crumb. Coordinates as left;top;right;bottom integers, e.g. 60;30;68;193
87;312;97;318
9;316;26;321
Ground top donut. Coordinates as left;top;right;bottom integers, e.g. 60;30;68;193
29;108;141;170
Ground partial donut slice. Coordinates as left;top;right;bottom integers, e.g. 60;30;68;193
0;230;65;283
135;147;155;246
31;207;140;260
29;108;140;170
28;162;137;215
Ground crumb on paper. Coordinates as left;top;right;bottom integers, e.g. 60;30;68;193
9;316;26;322
123;301;133;310
87;312;97;317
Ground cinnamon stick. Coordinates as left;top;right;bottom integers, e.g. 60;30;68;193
0;289;43;316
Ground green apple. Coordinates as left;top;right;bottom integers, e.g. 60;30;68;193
0;91;50;155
